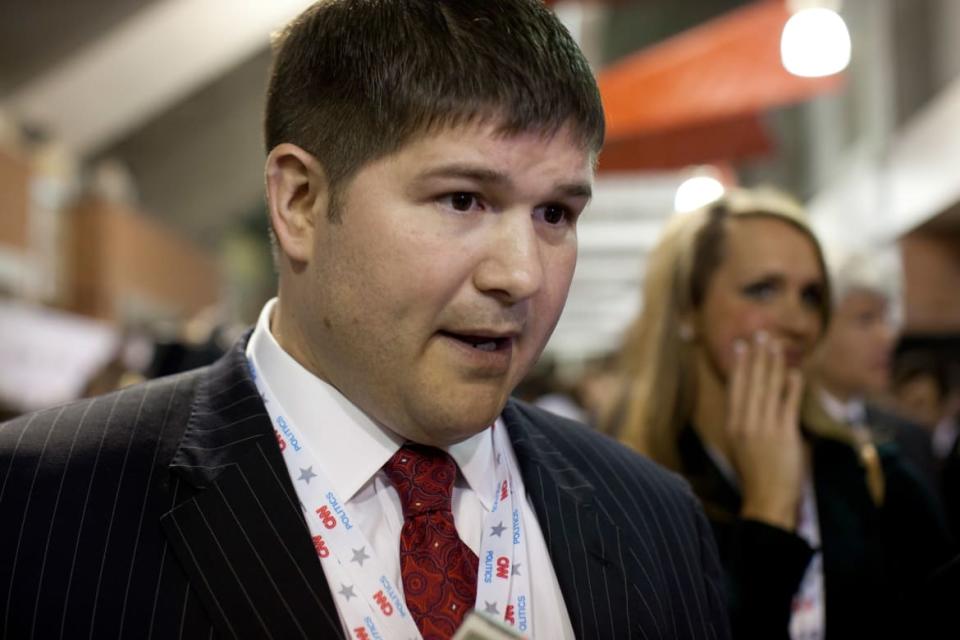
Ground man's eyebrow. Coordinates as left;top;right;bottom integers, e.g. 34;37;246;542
415;164;508;185
557;182;592;200
414;163;592;199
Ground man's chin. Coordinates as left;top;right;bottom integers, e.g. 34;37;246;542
403;401;506;447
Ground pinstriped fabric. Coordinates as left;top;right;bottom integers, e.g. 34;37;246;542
118;379;183;633
504;400;731;639
161;443;343;639
561;424;707;637
0;369;216;639
0;337;343;640
155;344;344;638
0;410;41;504
8;403;67;635
159;342;343;639
3;336;728;639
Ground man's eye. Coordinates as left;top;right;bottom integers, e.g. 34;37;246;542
537;204;572;226
856;310;884;326
543;205;567;225
445;192;480;212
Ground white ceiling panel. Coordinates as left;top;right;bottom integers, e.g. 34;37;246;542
3;0;314;154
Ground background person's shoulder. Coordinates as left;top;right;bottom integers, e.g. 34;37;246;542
0;366;206;470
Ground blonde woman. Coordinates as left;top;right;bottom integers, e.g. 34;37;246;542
607;188;952;639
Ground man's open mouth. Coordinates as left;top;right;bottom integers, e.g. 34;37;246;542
439;331;513;352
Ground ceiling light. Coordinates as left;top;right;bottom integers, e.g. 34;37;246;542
674;174;725;214
781;6;851;78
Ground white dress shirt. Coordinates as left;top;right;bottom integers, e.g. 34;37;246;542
818;388;867;430
246;299;575;639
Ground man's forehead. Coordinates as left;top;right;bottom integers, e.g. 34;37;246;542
409;114;597;156
842;289;890;308
388;119;596;191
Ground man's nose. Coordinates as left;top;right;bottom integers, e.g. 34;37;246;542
473;214;545;304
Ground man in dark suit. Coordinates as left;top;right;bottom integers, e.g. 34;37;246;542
809;245;939;489
0;2;730;638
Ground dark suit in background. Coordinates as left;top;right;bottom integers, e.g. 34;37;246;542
865;403;940;494
1;341;730;639
941;434;960;541
678;424;953;640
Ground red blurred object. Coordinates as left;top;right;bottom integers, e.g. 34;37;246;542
588;0;845;172
599;113;771;171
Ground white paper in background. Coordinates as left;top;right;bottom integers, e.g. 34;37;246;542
0;301;118;413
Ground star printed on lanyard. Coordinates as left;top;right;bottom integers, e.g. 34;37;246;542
338;584;357;601
351;546;370;567
298;466;317;484
489;521;506;537
512;562;521;576
484;601;499;615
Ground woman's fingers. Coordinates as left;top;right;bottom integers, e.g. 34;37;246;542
743;332;771;435
763;339;785;430
781;368;805;428
726;333;807;531
728;339;749;435
728;333;803;438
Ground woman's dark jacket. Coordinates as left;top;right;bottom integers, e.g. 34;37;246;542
677;425;955;639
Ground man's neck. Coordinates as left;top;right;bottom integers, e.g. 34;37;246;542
270;294;330;387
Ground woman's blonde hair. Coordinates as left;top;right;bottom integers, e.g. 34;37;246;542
607;187;833;470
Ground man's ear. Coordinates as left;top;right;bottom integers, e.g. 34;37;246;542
265;143;330;264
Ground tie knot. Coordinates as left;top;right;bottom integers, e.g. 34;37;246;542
383;444;458;517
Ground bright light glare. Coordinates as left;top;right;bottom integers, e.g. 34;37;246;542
674;176;725;213
781;8;851;77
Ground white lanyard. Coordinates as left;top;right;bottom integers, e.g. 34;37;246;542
247;358;534;638
478;424;534;637
789;478;825;640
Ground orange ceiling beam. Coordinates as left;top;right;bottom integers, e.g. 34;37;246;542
594;0;845;170
599;113;772;172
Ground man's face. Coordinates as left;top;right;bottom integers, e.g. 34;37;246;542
286;121;593;446
812;290;897;399
893;373;944;429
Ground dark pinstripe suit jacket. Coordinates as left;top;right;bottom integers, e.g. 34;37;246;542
1;340;729;639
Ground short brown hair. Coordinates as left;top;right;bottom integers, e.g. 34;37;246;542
264;0;605;212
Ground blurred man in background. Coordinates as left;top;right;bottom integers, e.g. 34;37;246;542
809;246;939;488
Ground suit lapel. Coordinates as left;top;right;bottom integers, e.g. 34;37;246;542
161;341;344;639
503;401;637;638
811;437;886;631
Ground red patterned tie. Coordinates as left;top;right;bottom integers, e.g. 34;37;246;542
383;444;479;640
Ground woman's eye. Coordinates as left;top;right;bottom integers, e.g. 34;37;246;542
801;285;824;308
742;281;776;300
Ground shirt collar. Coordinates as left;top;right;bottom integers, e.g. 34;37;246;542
247;298;402;502
449;424;497;511
247;298;497;508
818;387;866;425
